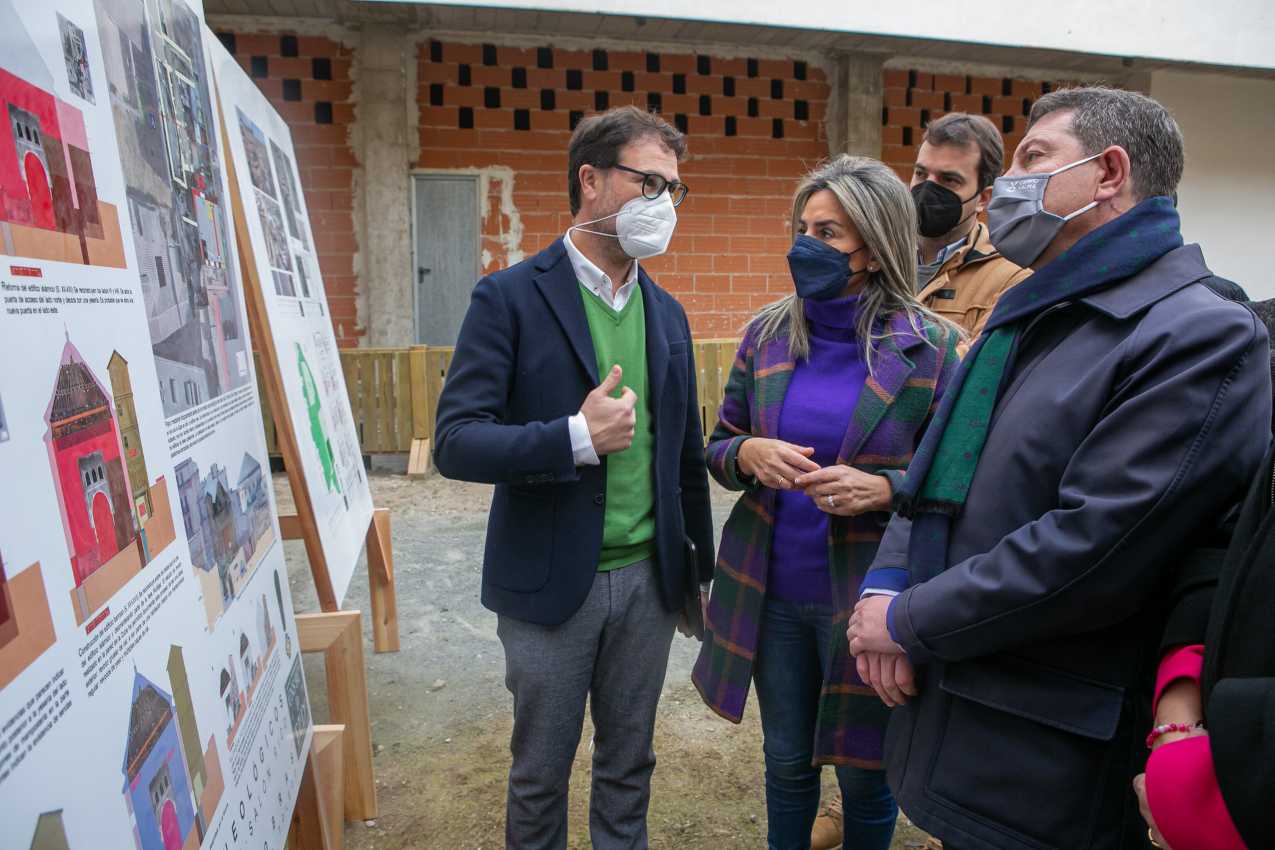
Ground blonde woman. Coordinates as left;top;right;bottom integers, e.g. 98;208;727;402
692;156;961;850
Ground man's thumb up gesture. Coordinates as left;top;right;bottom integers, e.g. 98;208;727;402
581;365;637;456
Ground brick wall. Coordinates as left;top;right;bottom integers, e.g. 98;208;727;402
881;68;1064;183
214;31;362;346
417;41;831;337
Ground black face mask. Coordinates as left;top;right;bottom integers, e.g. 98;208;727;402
911;181;980;239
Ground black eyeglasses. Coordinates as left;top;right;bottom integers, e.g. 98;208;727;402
613;164;689;207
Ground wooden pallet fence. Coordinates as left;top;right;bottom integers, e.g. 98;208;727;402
255;340;739;459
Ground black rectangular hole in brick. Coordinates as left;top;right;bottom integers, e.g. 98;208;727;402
459;64;471;86
570;110;584;129
699;95;711;116
672;74;686;95
593;49;608;71
282;79;301;101
483;44;497;66
697;55;711;75
459;107;474;129
514;109;530;131
965;75;972;94
314;101;332;124
920;109;930;127
429;40;442;62
1022;98;1033;116
771;79;783;99
280;35;298;57
566;69;583;90
512;67;527;88
1002;115;1014;133
622;71;635;92
250;56;268;78
943;92;952;111
794;100;808;121
674;114;688;133
429;83;444;106
537;47;553;69
882;106;889;125
217;32;236;54
312;58;331;80
794;61;807;81
908;69;918;88
647;92;662;112
725;116;737;136
723;77;735;97
646;53;660;72
540;89;556;110
747;97;759;117
1002;78;1013;96
747;58;759;78
484;87;501;108
1042;81;1053;94
595;91;609;111
902;126;913;145
982;95;992;113
772;118;784;139
905;88;913;106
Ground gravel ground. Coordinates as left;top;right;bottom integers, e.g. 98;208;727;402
277;471;932;849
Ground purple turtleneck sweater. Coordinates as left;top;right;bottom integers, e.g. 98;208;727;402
768;294;866;604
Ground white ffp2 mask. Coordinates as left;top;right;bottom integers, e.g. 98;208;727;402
570;192;678;260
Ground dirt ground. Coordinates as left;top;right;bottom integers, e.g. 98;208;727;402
277;472;932;850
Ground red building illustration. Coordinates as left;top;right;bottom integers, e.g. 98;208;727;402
0;8;125;267
45;335;137;586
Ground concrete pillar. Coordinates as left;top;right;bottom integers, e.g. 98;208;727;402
826;52;888;158
352;25;417;347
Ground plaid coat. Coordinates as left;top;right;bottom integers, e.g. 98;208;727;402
691;309;960;766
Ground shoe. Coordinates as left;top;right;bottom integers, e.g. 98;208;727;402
810;791;843;850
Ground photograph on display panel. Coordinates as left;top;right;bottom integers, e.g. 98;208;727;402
93;0;250;417
210;29;373;606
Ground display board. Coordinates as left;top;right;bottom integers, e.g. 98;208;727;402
209;34;374;608
0;0;312;846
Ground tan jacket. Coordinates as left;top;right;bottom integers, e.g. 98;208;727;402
918;222;1030;355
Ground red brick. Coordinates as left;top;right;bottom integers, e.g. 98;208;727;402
969;76;1003;96
911;90;945;110
882;125;904;145
883;69;909;88
884;87;908;107
992;96;1021;115
713;254;749;272
933;74;967;92
950;93;983;113
693;273;731;293
884;107;921;127
1012;79;1043;98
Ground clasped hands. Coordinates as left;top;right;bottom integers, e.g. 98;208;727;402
735;438;891;516
848;595;918;707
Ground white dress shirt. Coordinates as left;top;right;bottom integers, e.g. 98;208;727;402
563;230;640;467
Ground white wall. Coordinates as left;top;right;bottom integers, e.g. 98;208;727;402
1152;70;1275;300
410;0;1275;72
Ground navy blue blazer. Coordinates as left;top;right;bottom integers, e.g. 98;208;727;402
433;238;716;626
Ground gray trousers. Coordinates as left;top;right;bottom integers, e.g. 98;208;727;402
497;558;678;850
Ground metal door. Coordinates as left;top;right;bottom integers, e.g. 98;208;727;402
412;175;479;345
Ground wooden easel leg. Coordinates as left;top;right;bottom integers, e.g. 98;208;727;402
407;437;432;478
365;508;399;653
291;742;335;850
298;612;378;822
312;725;346;850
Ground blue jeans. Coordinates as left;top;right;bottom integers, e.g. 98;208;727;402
752;597;898;850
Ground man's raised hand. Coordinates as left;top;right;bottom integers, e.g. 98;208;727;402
581;365;638;456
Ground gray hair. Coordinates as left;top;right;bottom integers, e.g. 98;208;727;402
1028;86;1184;201
748;155;956;371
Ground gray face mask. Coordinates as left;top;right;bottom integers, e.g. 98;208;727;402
986;152;1102;267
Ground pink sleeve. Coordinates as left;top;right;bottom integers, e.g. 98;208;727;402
1145;735;1247;850
1153;644;1204;715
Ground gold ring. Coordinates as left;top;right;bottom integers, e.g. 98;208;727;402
1148;828;1161;848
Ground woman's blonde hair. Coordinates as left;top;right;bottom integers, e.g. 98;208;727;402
748;155;956;371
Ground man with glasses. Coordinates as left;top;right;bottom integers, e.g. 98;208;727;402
434;105;715;850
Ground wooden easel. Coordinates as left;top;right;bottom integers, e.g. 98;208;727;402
286;610;378;849
219;110;400;654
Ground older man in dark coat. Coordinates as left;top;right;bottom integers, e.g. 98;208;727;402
848;87;1271;850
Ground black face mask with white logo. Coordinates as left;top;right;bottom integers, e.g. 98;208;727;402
911;181;979;239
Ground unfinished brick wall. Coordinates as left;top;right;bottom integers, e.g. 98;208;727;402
214;31;362;346
417;41;831;337
881;69;1064;183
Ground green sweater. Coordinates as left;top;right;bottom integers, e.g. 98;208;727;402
580;284;656;572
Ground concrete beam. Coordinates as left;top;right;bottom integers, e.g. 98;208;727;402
827;52;888;159
351;25;418;347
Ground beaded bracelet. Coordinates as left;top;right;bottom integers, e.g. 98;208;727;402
1145;720;1204;749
